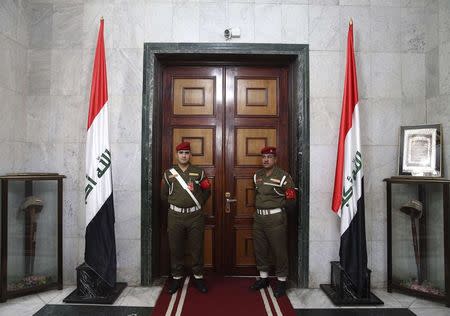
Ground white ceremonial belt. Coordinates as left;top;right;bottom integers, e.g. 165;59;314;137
170;204;200;213
256;208;282;215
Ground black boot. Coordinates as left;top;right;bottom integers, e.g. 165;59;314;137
193;278;208;293
273;280;287;298
167;278;183;295
250;278;269;291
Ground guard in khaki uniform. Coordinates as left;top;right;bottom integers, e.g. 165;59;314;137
250;146;297;298
161;141;211;294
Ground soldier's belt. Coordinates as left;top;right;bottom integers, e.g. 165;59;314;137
170;204;200;213
256;208;282;215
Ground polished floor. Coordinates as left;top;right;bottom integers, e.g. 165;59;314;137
0;284;448;316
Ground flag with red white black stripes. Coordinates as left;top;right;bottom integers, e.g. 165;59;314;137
84;18;116;287
331;21;368;297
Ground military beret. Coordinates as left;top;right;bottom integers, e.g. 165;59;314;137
176;141;191;151
261;146;276;155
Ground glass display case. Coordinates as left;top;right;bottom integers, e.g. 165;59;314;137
0;173;65;302
384;177;450;307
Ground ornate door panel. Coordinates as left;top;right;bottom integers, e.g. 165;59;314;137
160;65;289;276
160;66;224;274
224;66;289;275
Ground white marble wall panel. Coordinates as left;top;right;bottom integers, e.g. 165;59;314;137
29;3;53;49
439;41;450;94
368;190;387;242
50;49;82;96
111;143;141;191
310;98;341;145
62;142;85;191
427;94;450;125
340;6;370;52
199;2;227;42
0;87;16;142
53;3;83;49
63;189;83;238
360;98;401;145
363;145;397;193
227;3;255;42
425;0;438;52
281;4;308;43
53;95;86;143
402;0;427;7
0;0;18;40
371;240;387;287
0;142;14;175
114;190;141;240
310;145;337;194
255;4;282;43
116;238;140;285
370;0;399;6
401;97;427;125
82;1;114;49
370;7;401;52
113;1;145;49
355;52;371;99
14;142;63;173
27;49;51;95
16;0;30;47
26;96;56;143
145;2;173;42
109;48;143;96
426;47;439;98
371;53;402;98
308;241;340;287
109;95;142;144
309;5;341;51
309;192;340;241
340;0;370;5
173;2;200;42
438;0;450;45
310;51;342;98
0;34;18;91
401;7;425;53
63;237;81;284
282;0;308;4
310;0;339;5
402;53;425;98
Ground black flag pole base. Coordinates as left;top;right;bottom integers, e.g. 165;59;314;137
320;261;384;306
63;263;127;304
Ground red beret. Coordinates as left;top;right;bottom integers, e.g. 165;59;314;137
261;146;276;155
176;141;190;151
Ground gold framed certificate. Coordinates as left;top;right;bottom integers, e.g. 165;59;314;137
398;124;442;177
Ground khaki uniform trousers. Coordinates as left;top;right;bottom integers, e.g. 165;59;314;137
167;209;205;277
253;211;288;277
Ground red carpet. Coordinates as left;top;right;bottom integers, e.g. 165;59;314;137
152;276;296;316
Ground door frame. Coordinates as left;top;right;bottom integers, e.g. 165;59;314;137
141;43;310;287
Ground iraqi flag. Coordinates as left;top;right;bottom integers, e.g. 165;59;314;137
331;21;368;298
84;18;116;287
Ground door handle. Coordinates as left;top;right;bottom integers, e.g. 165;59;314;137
225;192;237;213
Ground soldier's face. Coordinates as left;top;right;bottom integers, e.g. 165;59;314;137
262;154;276;169
177;150;191;165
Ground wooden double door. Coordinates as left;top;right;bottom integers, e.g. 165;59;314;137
160;65;289;276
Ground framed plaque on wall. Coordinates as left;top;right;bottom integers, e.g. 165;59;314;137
398;124;442;177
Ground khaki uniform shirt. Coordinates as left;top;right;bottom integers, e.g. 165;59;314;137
161;164;211;208
253;166;295;209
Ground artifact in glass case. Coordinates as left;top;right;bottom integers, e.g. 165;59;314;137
0;173;64;302
399;200;423;283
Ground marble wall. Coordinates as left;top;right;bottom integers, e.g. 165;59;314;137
1;0;445;288
0;0;28;175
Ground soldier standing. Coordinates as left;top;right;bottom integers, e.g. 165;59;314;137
250;146;297;298
161;141;211;294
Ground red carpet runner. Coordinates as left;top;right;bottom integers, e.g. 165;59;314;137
152;276;296;316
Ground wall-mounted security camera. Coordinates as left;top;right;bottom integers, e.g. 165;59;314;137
224;27;241;40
